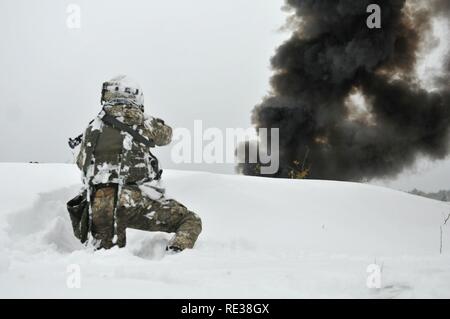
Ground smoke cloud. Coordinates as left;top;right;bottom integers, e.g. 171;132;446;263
240;0;450;181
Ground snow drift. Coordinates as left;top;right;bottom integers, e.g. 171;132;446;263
0;163;449;298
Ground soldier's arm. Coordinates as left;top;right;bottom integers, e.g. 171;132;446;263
76;126;91;171
76;120;97;171
142;116;173;146
76;136;86;171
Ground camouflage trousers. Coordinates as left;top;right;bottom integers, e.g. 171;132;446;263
90;184;202;250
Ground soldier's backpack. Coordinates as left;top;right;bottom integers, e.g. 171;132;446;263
67;191;90;244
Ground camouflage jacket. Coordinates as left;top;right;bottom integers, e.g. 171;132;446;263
76;101;172;186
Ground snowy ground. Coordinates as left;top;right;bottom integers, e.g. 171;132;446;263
0;163;449;298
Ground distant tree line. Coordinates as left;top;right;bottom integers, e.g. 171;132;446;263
409;189;450;202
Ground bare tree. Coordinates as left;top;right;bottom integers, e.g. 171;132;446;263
440;213;450;254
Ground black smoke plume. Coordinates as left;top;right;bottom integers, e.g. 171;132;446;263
240;0;450;181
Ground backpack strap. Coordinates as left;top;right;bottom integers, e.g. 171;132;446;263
101;114;155;148
101;113;163;180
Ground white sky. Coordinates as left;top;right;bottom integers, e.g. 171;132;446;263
0;0;448;192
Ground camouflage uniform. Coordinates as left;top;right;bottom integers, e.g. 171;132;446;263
76;101;202;251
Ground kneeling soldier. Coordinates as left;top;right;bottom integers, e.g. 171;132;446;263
74;75;202;252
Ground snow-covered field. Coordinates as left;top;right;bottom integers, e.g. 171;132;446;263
0;163;449;298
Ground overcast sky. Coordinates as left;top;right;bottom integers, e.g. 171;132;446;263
0;0;449;192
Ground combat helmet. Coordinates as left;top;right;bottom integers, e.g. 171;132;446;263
101;75;144;107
